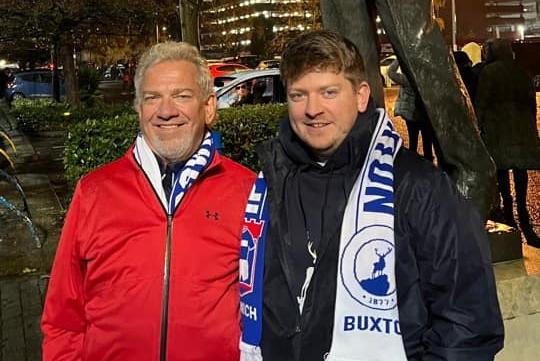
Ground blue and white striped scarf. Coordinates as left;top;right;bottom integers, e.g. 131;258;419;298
133;131;215;214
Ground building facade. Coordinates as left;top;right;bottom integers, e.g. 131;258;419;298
485;0;540;40
199;0;320;59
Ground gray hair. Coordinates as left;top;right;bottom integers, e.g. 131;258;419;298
133;41;212;107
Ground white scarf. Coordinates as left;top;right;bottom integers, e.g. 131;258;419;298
240;110;407;361
326;109;407;361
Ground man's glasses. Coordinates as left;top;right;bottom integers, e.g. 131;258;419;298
236;85;247;90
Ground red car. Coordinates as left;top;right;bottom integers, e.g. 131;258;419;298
208;63;249;78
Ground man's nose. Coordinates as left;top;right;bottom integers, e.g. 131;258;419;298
157;97;179;120
305;96;323;119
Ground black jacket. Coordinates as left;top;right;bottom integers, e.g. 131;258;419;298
256;104;504;361
475;38;540;170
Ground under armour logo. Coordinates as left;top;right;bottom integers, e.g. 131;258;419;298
205;210;219;220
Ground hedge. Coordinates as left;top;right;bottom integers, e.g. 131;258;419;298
64;114;139;183
63;103;287;184
215;103;286;169
10;99;134;133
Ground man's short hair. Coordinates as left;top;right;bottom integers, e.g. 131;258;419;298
280;30;366;88
133;41;212;107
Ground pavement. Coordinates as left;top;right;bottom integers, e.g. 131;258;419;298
0;100;66;361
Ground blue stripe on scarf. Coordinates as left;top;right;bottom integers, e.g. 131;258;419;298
240;173;269;346
168;132;215;215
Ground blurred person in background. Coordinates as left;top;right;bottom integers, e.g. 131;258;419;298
475;38;540;248
453;50;478;101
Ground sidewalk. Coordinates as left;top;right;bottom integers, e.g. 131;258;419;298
1;275;48;361
0;100;66;361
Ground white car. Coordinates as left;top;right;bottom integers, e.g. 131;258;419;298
379;54;397;88
215;69;285;109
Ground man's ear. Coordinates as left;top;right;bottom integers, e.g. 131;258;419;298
204;93;217;126
355;81;371;112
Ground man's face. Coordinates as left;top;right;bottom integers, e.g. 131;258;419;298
286;69;370;160
235;83;249;98
137;60;216;163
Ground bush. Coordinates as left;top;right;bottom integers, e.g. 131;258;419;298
9;99;135;133
68;103;135;123
64;114;139;183
10;99;69;133
214;103;286;170
64;103;287;183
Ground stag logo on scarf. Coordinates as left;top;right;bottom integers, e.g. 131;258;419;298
240;219;264;296
340;225;397;311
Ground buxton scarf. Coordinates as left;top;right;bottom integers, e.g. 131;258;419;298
133;131;215;214
326;109;406;360
240;110;406;361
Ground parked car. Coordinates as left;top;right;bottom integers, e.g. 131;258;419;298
215;69;285;109
208;62;249;78
379;54;397;88
5;70;64;101
221;55;260;69
257;59;281;69
103;64;126;80
213;75;239;92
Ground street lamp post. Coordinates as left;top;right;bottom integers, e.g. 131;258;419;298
452;0;457;51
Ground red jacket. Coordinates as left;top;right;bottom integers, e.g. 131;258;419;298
42;147;256;361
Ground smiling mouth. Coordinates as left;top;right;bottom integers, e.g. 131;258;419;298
156;124;182;129
305;122;329;128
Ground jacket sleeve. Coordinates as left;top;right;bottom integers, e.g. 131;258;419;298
41;182;87;361
413;172;504;361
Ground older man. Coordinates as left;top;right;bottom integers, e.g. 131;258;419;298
240;30;503;361
42;42;256;361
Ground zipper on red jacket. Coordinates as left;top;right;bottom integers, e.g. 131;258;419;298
131;155;175;361
159;214;173;361
131;152;215;361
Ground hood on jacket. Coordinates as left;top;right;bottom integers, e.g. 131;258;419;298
484;38;514;63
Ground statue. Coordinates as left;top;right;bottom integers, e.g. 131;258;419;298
320;0;496;218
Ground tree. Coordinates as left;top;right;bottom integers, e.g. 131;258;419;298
0;0;179;105
179;0;201;46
